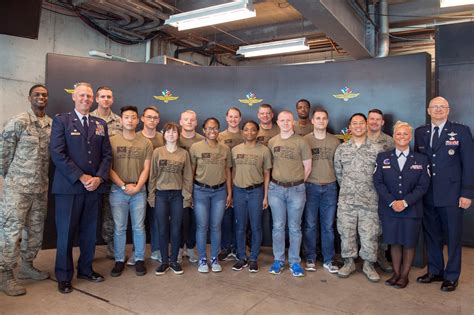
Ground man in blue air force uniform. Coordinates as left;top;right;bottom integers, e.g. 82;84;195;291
414;96;474;292
49;82;112;294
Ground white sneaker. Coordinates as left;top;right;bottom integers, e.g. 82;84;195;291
211;257;222;273
305;260;316;272
151;250;162;262
198;258;209;273
126;252;136;266
186;248;198;263
323;261;339;274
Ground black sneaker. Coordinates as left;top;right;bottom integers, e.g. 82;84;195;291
232;259;248;271
155;263;169;276
248;261;259;273
218;248;232;261
170;262;184;275
110;262;125;277
135;260;147;276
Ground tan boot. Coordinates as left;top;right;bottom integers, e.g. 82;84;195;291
17;261;50;280
363;260;380;282
337;258;356;278
1;270;26;296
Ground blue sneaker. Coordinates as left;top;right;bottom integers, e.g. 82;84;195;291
269;261;285;275
290;263;305;277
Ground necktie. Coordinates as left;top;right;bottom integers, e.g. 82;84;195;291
432;126;439;148
82;116;89;134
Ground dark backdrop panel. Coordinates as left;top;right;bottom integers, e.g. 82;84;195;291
43;52;430;249
436;22;474;247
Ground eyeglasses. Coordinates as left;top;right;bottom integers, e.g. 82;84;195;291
429;105;449;110
145;115;159;121
204;127;219;132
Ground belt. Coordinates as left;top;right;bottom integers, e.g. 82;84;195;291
194;180;225;189
241;183;263;190
271;179;304;188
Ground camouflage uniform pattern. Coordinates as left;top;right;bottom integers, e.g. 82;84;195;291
369;131;395;252
90;109;122;245
0;110;52;270
334;139;382;262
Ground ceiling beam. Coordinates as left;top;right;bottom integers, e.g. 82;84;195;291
287;0;374;58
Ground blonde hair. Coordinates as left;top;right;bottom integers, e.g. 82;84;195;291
393;120;413;134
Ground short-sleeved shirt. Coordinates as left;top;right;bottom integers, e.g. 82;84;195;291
178;133;204;151
189;140;232;186
218;129;244;150
137;131;164;149
90;109;122;137
148;146;193;206
257;124;280;146
110;133;153;183
304;132;341;184
232;143;272;188
294;120;314;136
268;133;312;183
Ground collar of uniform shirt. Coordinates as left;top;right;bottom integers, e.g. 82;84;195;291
431;120;447;135
395;148;409;158
74;109;90;126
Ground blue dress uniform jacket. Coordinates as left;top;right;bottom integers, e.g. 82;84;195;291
414;121;474;206
50;112;112;194
373;150;430;218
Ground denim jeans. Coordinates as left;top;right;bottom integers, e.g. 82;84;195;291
193;184;227;260
109;184;146;262
148;203;160;252
233;186;264;261
220;206;236;251
154;190;183;263
268;182;306;264
181;207;196;249
303;182;338;264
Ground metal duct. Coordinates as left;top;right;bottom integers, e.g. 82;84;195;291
376;0;389;58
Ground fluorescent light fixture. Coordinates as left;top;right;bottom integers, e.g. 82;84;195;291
440;0;474;7
237;37;310;58
165;0;256;31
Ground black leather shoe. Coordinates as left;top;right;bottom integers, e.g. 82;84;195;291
394;277;409;289
441;280;458;292
384;274;400;286
58;281;73;294
416;272;444;283
77;271;105;283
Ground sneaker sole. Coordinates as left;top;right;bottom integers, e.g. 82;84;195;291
212;268;222;273
155;267;169;276
188;258;198;263
324;268;339;274
171;269;184;275
136;271;147;276
126;262;136;266
198;269;209;273
269;270;281;275
249;268;259;273
292;273;305;277
305;267;316;272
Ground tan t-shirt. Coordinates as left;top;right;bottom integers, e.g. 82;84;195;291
257;124;280;146
304;132;341;184
189;140;232;186
294;120;314;136
110;133;153;183
179;133;204;151
268;133;312;183
218;129;244;149
137;131;164;149
148;146;193;207
232;143;272;188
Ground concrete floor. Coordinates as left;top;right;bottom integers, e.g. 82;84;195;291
1;245;473;315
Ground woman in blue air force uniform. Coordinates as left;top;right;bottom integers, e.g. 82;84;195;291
373;121;430;289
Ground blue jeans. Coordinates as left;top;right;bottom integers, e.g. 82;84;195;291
303;182;338;264
233;186;263;261
268;182;306;264
109;184;146;262
181;207;196;249
193;184;227;260
154;190;183;263
148;204;160;252
220;206;236;251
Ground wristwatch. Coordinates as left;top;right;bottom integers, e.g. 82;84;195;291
121;184;126;191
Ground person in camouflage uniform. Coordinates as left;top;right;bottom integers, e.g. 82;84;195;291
367;108;395;273
90;86;122;259
334;113;382;282
0;85;52;296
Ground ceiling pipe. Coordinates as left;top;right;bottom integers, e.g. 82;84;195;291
376;0;389;58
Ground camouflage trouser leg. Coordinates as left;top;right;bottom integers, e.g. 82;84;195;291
0;191;47;270
378;219;388;252
20;191;48;262
357;210;379;262
101;190;114;245
337;205;359;259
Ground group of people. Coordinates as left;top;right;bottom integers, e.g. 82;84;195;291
0;82;472;297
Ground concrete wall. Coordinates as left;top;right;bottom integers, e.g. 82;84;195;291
0;9;147;128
